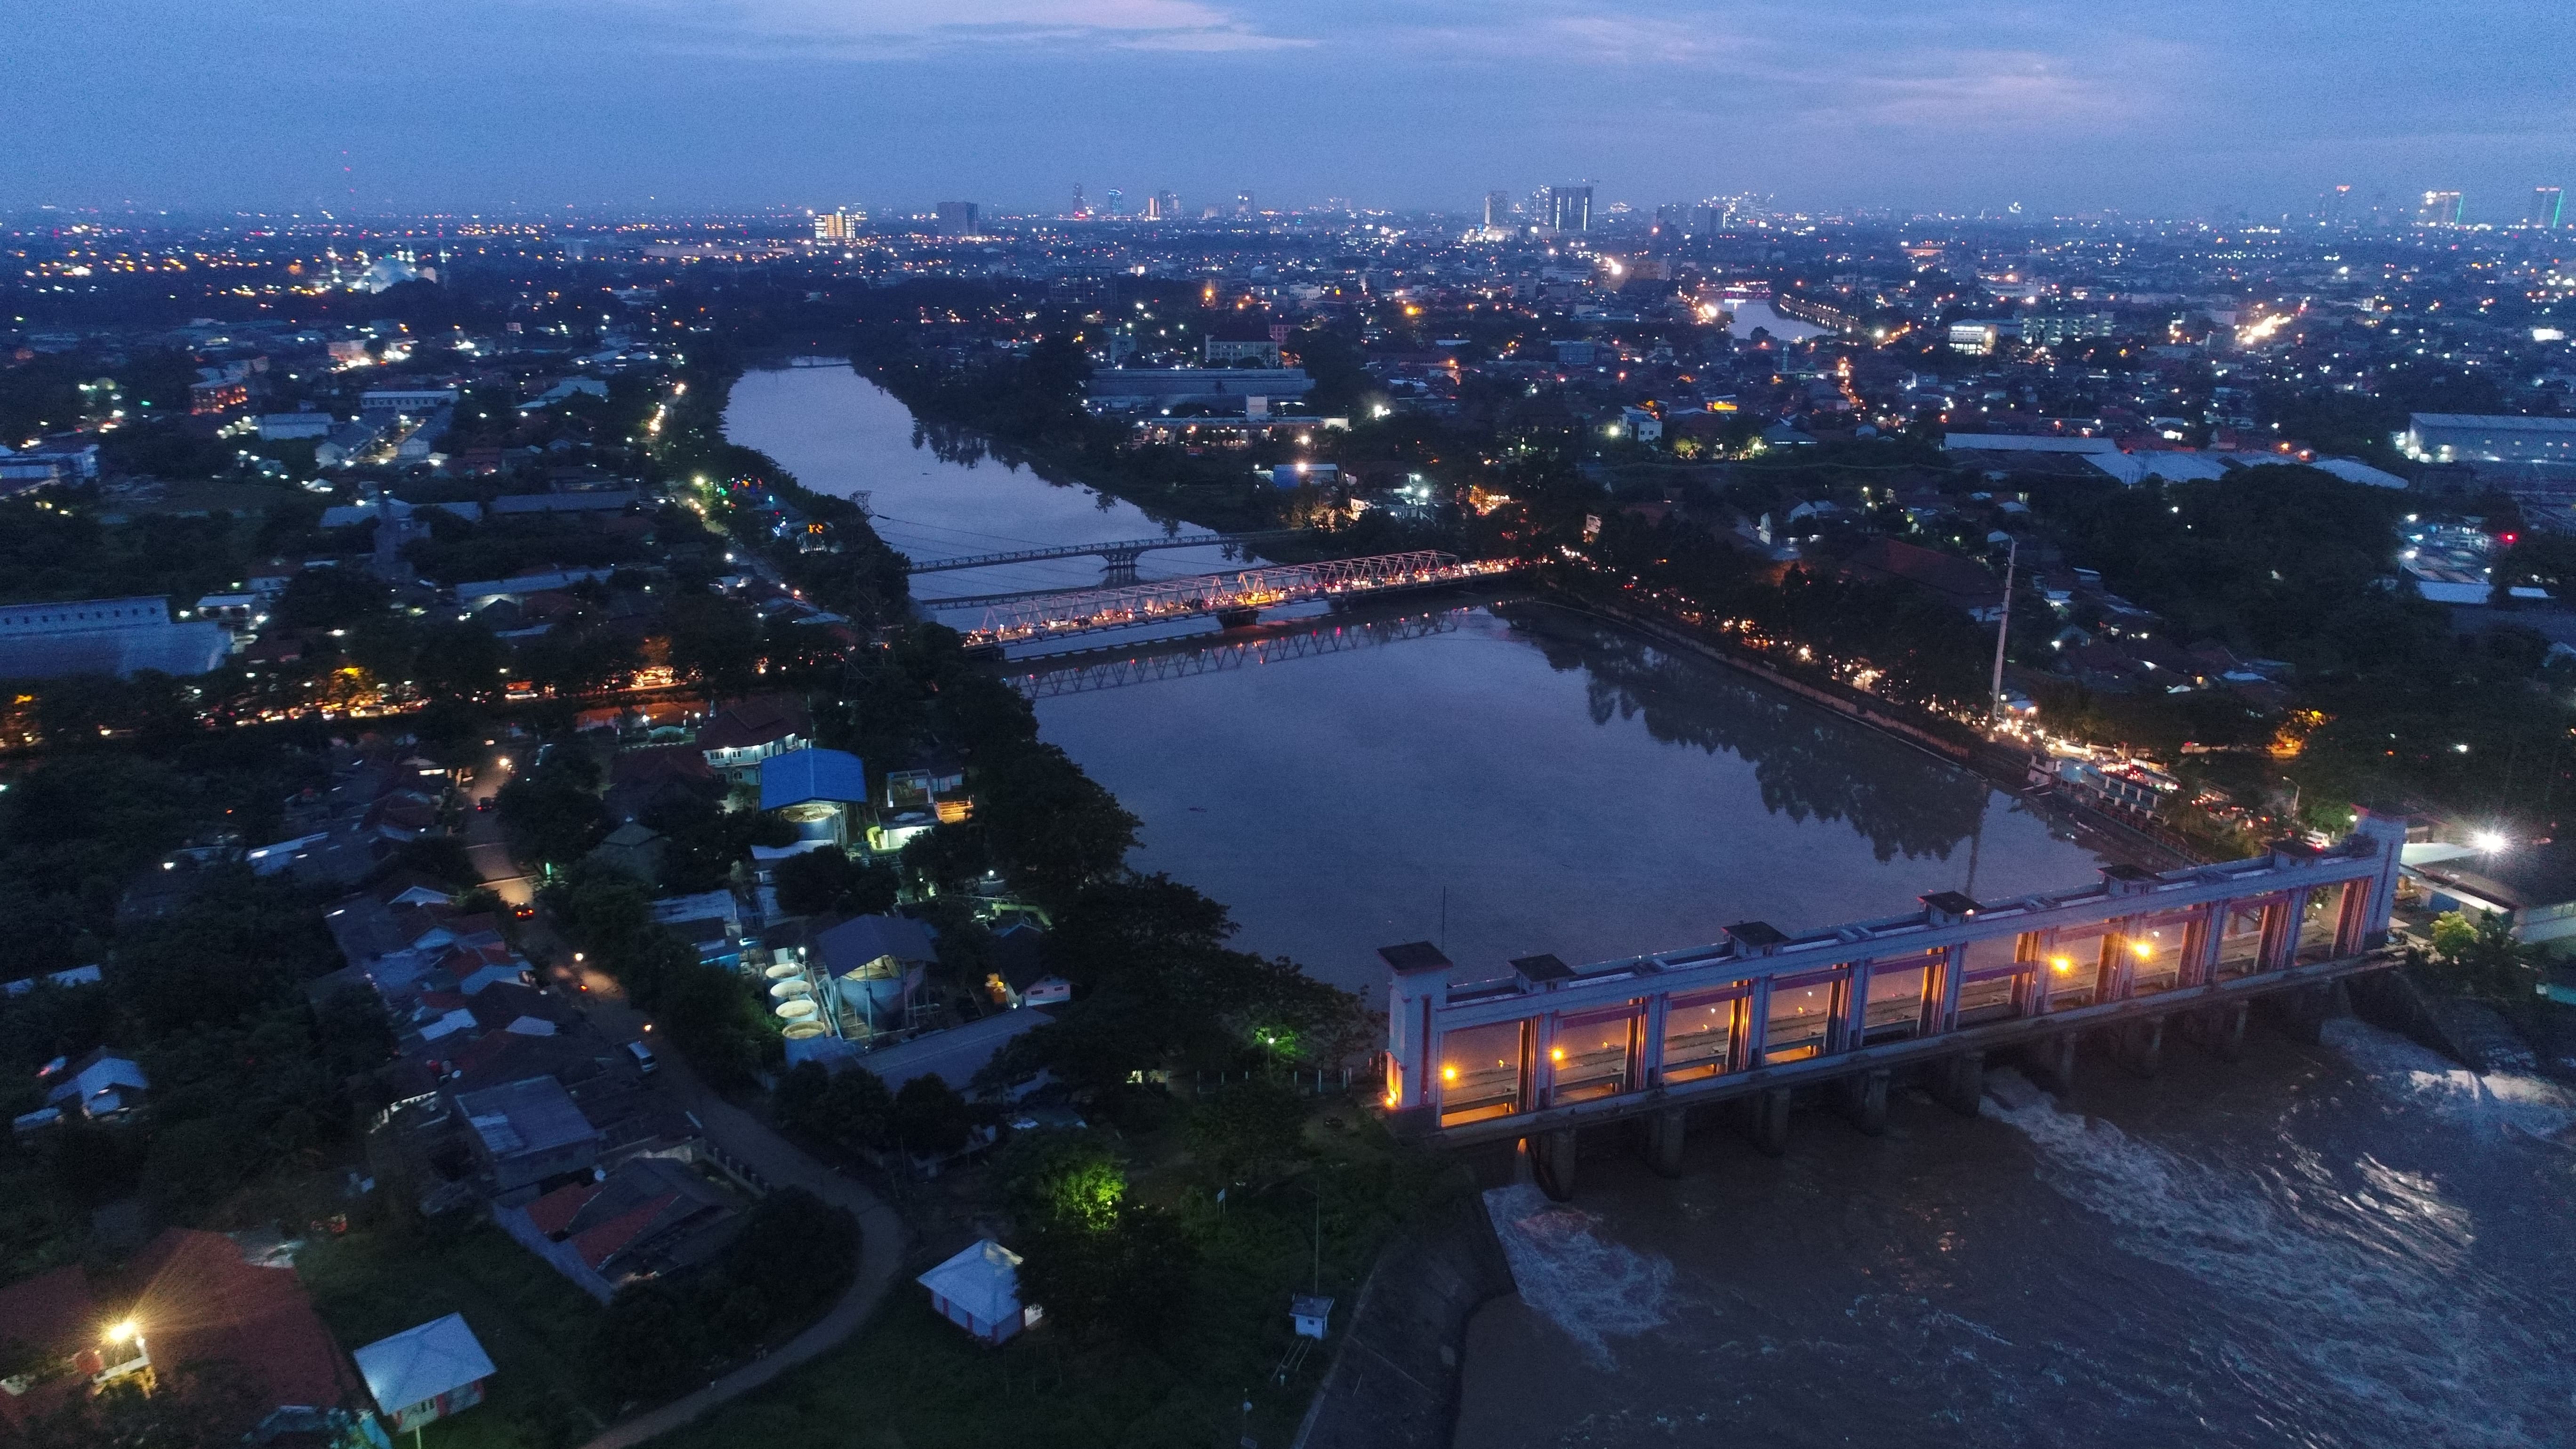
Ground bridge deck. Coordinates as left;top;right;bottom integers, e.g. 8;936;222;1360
904;531;1288;573
962;552;1519;648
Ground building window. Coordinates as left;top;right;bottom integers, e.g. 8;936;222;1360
2297;883;2352;963
1860;951;1938;1042
1763;972;1843;1063
2124;912;2197;995
1661;986;1743;1083
1549;1006;1637;1104
2214;900;2275;979
1437;1019;1526;1128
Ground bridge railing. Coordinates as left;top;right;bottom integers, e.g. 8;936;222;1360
966;551;1509;647
1382;811;2409;1139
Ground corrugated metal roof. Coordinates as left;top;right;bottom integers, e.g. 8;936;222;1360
759;746;869;809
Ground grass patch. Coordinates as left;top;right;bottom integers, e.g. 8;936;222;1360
298;1217;611;1449
662;1111;1462;1449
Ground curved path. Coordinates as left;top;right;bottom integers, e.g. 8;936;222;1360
464;801;907;1449
573;1066;906;1449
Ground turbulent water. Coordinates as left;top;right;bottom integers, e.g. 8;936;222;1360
724;365;2576;1445
1459;1023;2576;1448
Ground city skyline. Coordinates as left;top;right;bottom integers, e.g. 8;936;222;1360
8;0;2575;218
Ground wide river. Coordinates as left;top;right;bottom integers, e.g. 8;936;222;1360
728;364;2576;1449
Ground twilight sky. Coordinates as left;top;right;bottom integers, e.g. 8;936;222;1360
8;0;2572;219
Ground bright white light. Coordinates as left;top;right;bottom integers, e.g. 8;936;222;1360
2472;830;2510;853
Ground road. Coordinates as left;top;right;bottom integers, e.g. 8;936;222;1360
465;757;909;1447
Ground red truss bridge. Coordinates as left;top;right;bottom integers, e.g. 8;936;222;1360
959;551;1518;651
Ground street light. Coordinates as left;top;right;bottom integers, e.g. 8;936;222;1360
2472;830;2510;853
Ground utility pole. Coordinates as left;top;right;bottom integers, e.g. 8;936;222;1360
1988;535;2018;726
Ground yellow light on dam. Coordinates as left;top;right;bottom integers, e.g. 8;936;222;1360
2049;955;2076;974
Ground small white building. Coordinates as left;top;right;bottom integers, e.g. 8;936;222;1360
918;1239;1040;1345
354;1312;496;1435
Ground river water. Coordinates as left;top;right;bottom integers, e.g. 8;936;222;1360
727;364;2576;1448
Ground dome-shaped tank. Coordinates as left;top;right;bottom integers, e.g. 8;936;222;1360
774;998;817;1021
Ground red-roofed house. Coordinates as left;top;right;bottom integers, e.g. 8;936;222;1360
1837;538;2008;622
0;1229;363;1438
696;696;810;773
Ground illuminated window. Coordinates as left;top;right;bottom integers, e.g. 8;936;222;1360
1955;934;2030;1025
2214;900;2275;979
1550;1007;1637;1103
1437;1020;1526;1128
1661;987;1742;1083
2296;883;2352;963
2124;913;2196;994
1763;973;1842;1064
1861;952;1937;1042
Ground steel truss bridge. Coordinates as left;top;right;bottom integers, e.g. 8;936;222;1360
960;551;1518;651
905;531;1296;581
1004;610;1465;698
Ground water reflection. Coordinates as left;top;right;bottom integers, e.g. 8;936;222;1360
1508;603;1993;866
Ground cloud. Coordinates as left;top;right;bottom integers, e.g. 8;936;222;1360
569;0;1310;54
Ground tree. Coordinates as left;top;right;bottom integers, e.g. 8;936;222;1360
714;1186;858;1329
2423;909;2542;1003
772;848;898;918
1015;1205;1197;1345
1188;1077;1310;1186
993;1129;1126;1231
666;594;764;700
592;1282;708;1407
890;1072;973;1156
819;1066;893;1149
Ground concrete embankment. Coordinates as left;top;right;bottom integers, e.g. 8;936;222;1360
1291;1187;1517;1449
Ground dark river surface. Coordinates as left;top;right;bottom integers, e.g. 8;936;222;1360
728;364;2576;1449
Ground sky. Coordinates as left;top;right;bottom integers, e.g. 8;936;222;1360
7;0;2574;220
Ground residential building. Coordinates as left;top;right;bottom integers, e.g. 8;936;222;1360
934;201;980;237
352;1314;496;1437
0;1230;367;1441
1084;367;1314;412
454;1075;605;1193
1839;537;2008;622
918;1239;1038;1345
697;695;811;772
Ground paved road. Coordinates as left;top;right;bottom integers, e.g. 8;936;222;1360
572;1042;908;1449
468;778;908;1448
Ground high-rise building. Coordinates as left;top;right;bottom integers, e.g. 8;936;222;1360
1145;189;1180;222
812;209;858;242
2417;190;2464;226
1550;184;1593;233
1071;183;1088;218
2531;187;2564;228
933;201;980;237
1105;188;1126;216
1234;191;1255;218
1483;190;1513;229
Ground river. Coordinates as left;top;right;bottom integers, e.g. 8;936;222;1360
726;364;2576;1449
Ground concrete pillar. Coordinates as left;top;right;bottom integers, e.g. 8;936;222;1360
1748;1087;1792;1157
2118;1018;2165;1079
2030;1031;2077;1094
2194;1000;2248;1062
1841;1069;1891;1136
2263;983;2345;1046
1936;1050;1986;1117
1644;1108;1687;1178
1532;1128;1578;1201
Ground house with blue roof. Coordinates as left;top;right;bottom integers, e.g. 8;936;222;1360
758;746;868;852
